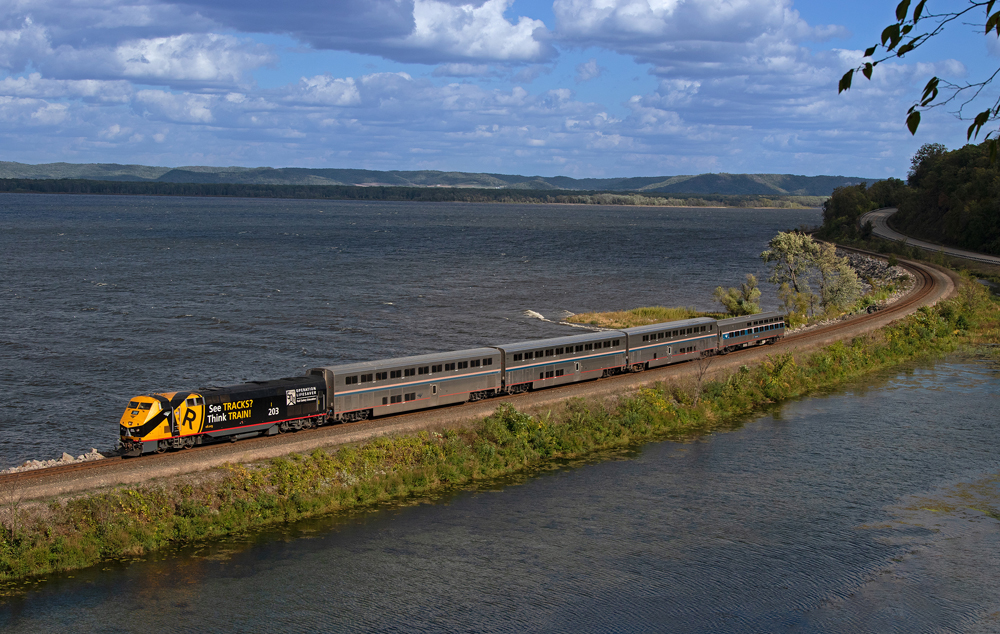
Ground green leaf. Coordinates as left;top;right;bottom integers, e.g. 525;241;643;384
897;42;914;56
901;24;912;35
838;69;854;93
864;45;877;57
862;63;873;79
882;23;901;49
987;11;1000;35
919;77;939;106
914;0;927;21
906;111;921;135
967;110;991;140
896;0;910;21
989;0;997;18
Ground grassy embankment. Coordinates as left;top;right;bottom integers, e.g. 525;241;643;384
1;279;998;585
565;306;725;329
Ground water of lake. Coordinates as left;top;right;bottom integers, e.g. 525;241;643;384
3;195;999;631
0;194;818;467
1;358;998;632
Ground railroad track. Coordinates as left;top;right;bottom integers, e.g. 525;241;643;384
0;251;954;496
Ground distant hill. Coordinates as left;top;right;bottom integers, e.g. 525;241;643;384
0;161;878;196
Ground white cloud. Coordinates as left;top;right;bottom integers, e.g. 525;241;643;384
0;73;131;102
29;101;69;124
134;89;215;123
0;18;51;72
390;0;553;63
40;33;275;87
113;34;274;83
164;0;552;65
575;58;602;82
554;0;838;48
432;63;493;77
289;75;361;106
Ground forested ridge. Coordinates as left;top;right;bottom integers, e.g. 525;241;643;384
819;141;1000;256
0;160;875;196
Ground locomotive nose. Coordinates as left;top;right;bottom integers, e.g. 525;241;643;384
119;397;157;433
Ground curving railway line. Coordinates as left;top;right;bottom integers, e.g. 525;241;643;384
2;250;957;501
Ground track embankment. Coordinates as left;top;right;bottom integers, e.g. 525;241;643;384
4;253;958;502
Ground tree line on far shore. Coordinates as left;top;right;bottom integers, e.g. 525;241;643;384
0;177;819;209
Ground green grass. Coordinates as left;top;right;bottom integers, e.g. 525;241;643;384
566;306;721;328
1;278;998;585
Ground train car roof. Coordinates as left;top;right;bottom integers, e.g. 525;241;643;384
493;329;626;353
716;311;784;327
198;375;324;396
620;316;717;335
310;347;500;375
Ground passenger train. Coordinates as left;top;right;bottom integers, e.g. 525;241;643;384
119;311;786;456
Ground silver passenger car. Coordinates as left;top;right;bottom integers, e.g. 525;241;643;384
716;311;785;353
621;317;719;369
494;331;627;393
308;347;502;422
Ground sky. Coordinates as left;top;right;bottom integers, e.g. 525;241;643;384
0;0;990;178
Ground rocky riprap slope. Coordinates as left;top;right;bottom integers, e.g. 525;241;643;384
1;448;109;474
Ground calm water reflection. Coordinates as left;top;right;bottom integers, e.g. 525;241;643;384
2;357;999;632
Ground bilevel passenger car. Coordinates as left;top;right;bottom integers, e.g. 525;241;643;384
307;347;503;423
119;310;786;456
717;312;786;354
496;330;627;394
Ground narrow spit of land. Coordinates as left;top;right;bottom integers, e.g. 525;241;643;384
4;251;993;583
3;254;956;503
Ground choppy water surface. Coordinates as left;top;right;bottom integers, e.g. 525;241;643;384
0;194;818;466
2;358;999;632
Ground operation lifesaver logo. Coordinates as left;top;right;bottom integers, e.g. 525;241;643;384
286;387;317;406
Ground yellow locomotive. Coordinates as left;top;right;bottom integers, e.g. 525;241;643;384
119;376;327;456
